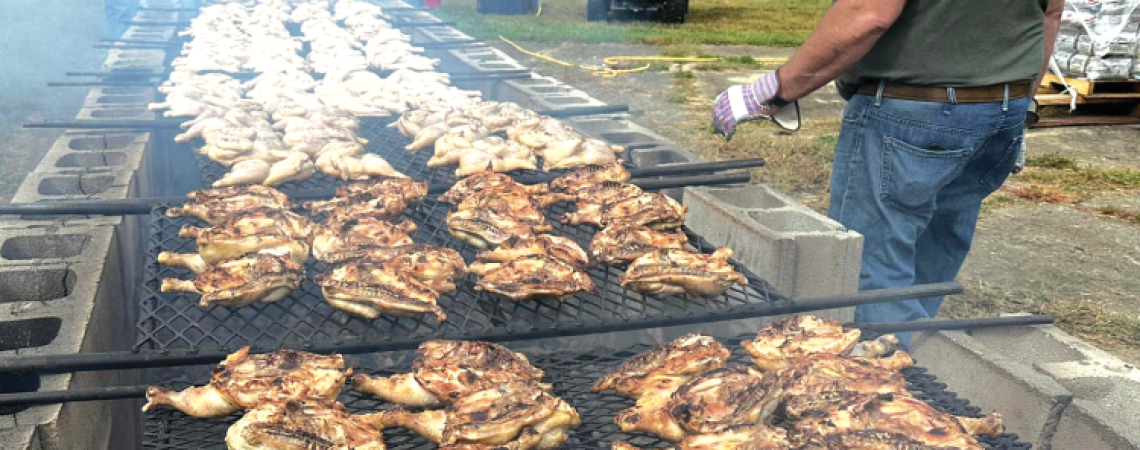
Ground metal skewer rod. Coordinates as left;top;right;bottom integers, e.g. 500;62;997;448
66;71;165;78
0;169;747;217
0;313;1054;407
0;282;964;375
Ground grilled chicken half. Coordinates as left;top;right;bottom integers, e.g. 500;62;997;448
557;181;643;224
612;423;793;450
143;347;349;418
590;224;689;266
548;161;632;195
439;170;549;204
364;381;580;450
354;340;546;408
615;365;782;442
776;354;916;422
475;254;597;301
621;248;746;298
792;393;1003;449
306;177;429;212
226;398;386;450
160;252;303;307
159;208;314;273
593;334;731;399
564;193;687;230
471;235;590;276
447;206;538;250
310;191;409;224
311;218;418;264
456;190;552;234
742;315;905;371
166;185;291;225
366;245;468;293
314;259;447;321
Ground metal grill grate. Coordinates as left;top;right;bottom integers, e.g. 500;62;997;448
136;193;781;352
142;337;1032;449
193;117;638;196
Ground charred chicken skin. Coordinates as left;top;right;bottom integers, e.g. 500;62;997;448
455;190;552;234
310;191;409;224
311;218;418;264
314;259;447;321
143;347;349;418
593;334;732;399
475;254;597;301
353;340;545;408
363;380;580;450
160;208;315;273
367;244;468;293
160;252;303;307
438;170;549;204
615;365;782;442
590;224;689;266
621;248;746;298
548;161;632;195
166;185;291;225
226;398;386;450
742;315;905;371
791;393;1003;449
471;235;590;276
306;177;429;213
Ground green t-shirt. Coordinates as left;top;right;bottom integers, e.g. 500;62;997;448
837;0;1049;94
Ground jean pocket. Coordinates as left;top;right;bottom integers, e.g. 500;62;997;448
881;136;972;213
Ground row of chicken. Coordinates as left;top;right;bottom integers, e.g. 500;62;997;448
140;315;1004;449
396;99;627;177
601;315;1005;449
143;340;579;449
156;160;746;324
152;0;481;186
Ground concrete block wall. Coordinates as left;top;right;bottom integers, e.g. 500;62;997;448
0;20;168;450
494;74;609;113
912;322;1140;449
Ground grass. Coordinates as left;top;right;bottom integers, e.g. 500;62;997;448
1089;205;1140;225
1001;153;1140;204
437;0;828;46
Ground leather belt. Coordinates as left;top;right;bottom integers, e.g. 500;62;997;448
856;82;1032;103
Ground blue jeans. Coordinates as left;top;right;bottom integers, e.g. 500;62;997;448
829;89;1028;346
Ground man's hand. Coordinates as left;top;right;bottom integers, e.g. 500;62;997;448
711;71;781;141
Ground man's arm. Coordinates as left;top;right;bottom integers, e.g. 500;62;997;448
1034;0;1066;89
775;0;907;101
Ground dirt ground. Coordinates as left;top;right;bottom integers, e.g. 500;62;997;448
496;41;1140;364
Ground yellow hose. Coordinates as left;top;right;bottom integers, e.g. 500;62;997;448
498;36;785;77
535;0;542;16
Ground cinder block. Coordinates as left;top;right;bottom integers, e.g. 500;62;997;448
121;25;175;42
83;86;156;108
0;427;37;449
567;116;675;150
0;225;139;450
0;226;115;267
102;49;167;70
683;185;862;301
11;170;135;203
410;25;474;44
910;330;1074;448
445;46;527;74
75;104;154;121
1051;399;1140;450
132;10;178;21
495;75;609;113
37;131;151;174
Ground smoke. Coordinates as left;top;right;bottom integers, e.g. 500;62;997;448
0;0;107;200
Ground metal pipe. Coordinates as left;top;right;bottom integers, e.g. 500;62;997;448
0;282;963;374
543;105;631;118
24;120;179;130
66;71;164;78
0;312;1054;407
47;81;159;87
848;315;1054;333
629;158;765;178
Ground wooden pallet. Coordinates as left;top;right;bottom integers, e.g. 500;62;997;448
1033;73;1140;127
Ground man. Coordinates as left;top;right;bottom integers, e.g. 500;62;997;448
711;0;1063;344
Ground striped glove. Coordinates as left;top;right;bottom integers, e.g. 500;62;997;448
711;71;799;141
